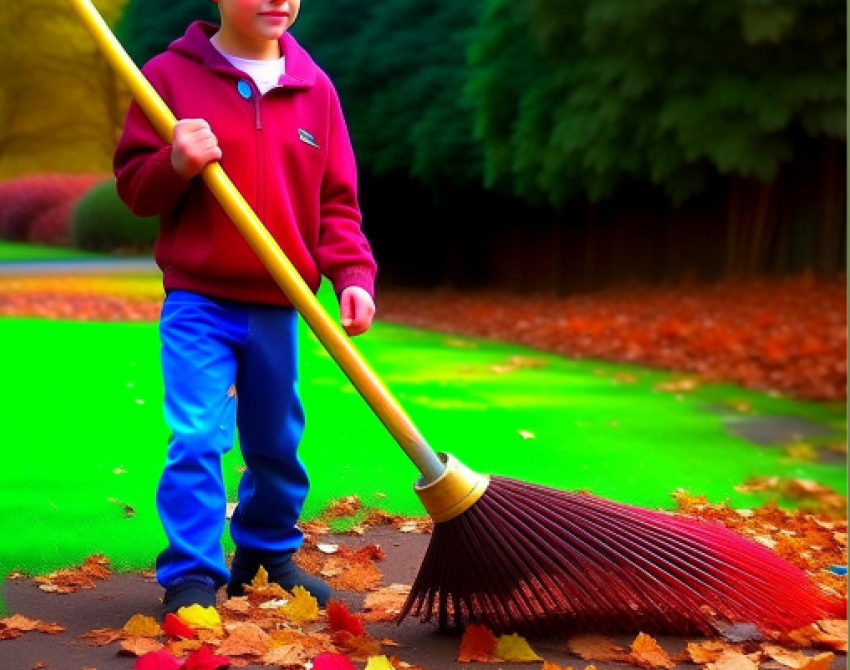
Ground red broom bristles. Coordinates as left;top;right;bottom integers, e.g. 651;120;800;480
400;476;845;635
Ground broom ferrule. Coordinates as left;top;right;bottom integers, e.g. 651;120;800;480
414;452;489;523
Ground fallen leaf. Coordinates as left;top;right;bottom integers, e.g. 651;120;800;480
457;624;497;662
262;643;313;665
567;635;631;662
332;630;382;661
37;622;65;635
323;495;363;519
327;600;365;636
181;644;231;670
258;598;289;609
162;613;198;639
123;614;162;638
80;628;124;646
242;566;289;604
1;614;41;632
318;544;340;554
362;584;411;622
364;657;395;670
798;652;835;670
706;649;760;670
312;651;358;670
783;624;847;650
119;636;164;656
216;622;270;657
167;638;204;657
80;554;111;580
630;633;675;669
542;663;575;670
135;649;183;670
395;518;433;533
815;620;848;652
220;597;251;616
32;663;48;669
762;644;813;668
687;641;736;664
177;605;223;633
280;585;319;625
494;633;542;662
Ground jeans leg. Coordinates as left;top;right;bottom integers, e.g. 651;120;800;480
230;305;308;554
156;290;249;589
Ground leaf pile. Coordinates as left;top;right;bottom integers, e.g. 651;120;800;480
0;275;163;321
33;553;111;594
74;569;392;668
294;541;387;592
300;498;434;538
671;490;848;600
377;274;847;401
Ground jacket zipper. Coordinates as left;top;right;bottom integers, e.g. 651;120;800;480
254;85;265;224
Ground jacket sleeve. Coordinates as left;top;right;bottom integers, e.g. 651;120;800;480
315;86;378;301
113;61;191;217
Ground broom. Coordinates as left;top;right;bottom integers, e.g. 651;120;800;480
68;0;844;636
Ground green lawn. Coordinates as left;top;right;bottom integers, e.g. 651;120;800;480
0;241;112;261
1;280;846;586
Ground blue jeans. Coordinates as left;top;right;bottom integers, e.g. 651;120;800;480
156;289;308;589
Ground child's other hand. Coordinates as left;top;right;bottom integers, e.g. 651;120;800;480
339;286;375;337
171;118;222;180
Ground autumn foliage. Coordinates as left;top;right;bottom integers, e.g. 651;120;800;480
0;174;105;243
378;274;847;401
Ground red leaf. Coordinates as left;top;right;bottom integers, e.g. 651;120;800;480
312;651;358;670
180;644;231;670
326;600;365;636
162;614;198;640
134;650;182;670
457;623;497;662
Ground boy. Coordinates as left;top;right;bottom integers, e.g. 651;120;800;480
113;0;377;616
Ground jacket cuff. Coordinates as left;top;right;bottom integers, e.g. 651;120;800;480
333;267;376;302
146;144;192;204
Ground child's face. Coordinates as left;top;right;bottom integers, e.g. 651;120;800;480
214;0;300;45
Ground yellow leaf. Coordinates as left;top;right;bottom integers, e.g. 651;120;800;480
494;633;542;662
630;632;675;669
280;585;319;625
364;656;396;670
252;566;270;588
176;604;222;632
122;614;162;638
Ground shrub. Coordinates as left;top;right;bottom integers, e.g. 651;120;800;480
0;174;106;242
29;199;76;245
70;178;158;253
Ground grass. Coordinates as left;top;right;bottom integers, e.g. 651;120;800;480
0;241;113;261
1;279;846;584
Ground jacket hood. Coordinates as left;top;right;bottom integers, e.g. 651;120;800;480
168;20;317;90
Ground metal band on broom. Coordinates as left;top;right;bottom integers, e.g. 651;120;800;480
69;0;844;636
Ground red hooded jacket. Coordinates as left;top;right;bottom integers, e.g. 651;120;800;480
113;21;376;306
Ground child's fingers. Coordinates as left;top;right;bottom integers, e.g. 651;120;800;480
340;290;355;328
346;293;375;336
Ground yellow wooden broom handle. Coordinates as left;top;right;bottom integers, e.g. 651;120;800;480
68;0;446;483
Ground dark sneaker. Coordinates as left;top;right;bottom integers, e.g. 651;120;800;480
227;548;332;606
161;575;218;618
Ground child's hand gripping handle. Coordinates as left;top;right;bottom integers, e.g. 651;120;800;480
68;0;446;484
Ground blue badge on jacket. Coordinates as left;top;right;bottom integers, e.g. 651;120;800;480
298;128;320;149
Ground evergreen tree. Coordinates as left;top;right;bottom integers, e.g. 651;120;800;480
468;0;846;204
295;0;483;187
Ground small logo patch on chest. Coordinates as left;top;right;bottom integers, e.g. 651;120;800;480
298;128;321;149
